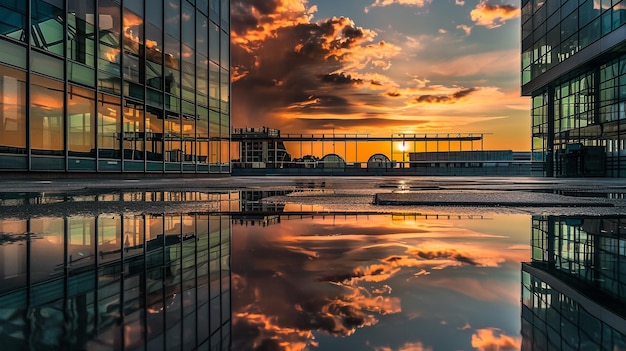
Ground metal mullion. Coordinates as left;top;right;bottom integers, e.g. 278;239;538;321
179;213;184;348
120;214;126;350
26;219;32;350
63;216;70;350
94;1;100;172
64;0;69;172
27;0;32;170
119;3;125;172
142;214;148;351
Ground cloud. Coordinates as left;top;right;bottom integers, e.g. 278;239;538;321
231;0;405;130
471;328;521;351
411;88;479;104
456;24;472;36
365;0;432;13
470;1;520;29
374;341;433;351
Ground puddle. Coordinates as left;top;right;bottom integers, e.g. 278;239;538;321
0;191;624;350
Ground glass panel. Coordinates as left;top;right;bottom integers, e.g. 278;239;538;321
209;0;219;22
220;0;229;25
30;217;65;284
0;38;27;69
0;219;28;294
123;3;144;83
209;140;219;165
0;65;26;153
68;85;96;157
31;0;65;56
165;113;182;163
68;216;96;270
68;0;96;67
146;106;164;161
182;113;195;163
182;2;195;46
197;106;208;164
68;62;95;86
123;100;145;160
31;75;64;156
98;0;122;76
220;67;229;113
146;17;163;90
209;61;219;109
220;139;228;165
209;109;219;138
0;1;28;42
98;94;121;159
219;30;228;70
31;50;64;80
209;21;219;64
164;34;181;96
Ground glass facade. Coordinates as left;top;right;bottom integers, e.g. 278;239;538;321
0;191;233;350
522;0;626;177
522;216;626;350
0;0;230;174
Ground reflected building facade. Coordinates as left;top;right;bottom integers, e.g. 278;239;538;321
522;216;626;350
0;0;230;174
522;0;626;177
0;209;232;350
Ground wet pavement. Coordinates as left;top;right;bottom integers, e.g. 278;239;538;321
1;176;626;217
1;176;626;350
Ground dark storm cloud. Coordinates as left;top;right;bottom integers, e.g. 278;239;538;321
413;87;478;104
320;73;363;85
230;0;399;130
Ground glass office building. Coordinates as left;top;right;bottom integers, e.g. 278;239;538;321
522;0;626;177
0;0;230;174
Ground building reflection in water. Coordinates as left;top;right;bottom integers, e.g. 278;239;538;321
522;216;626;350
0;208;232;350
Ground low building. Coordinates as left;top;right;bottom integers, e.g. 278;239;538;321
408;150;534;175
232;127;291;168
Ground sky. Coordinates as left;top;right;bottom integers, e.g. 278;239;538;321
230;0;530;151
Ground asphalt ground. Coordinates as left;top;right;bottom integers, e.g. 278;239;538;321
1;176;625;217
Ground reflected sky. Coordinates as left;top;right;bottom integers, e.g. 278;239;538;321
231;214;530;351
4;188;623;350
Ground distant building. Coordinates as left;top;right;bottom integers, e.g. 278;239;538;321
408;150;533;175
522;0;626;177
232;127;291;168
0;1;230;174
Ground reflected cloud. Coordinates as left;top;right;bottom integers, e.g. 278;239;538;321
374;341;433;351
365;0;432;14
471;328;521;351
232;215;527;349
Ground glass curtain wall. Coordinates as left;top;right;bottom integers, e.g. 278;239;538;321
0;0;230;174
530;53;626;177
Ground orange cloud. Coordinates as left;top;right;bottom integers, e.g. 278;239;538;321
471;328;521;351
470;1;520;29
365;0;432;13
